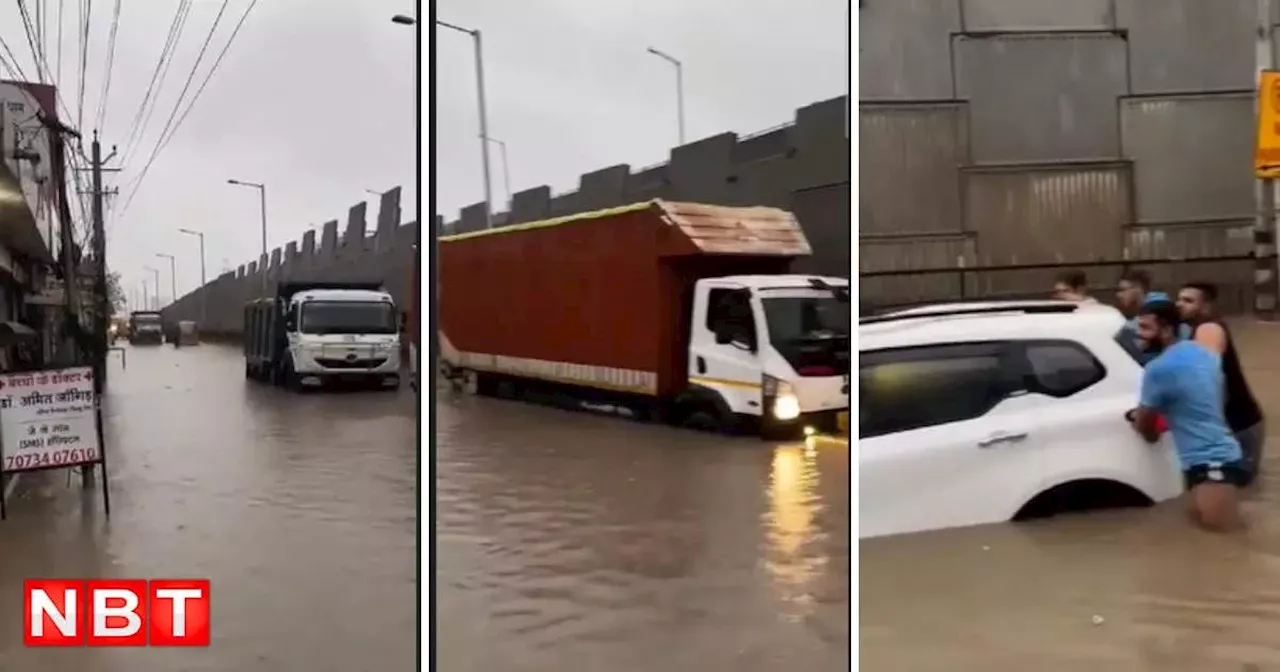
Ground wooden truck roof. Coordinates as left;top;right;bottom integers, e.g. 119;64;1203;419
439;199;812;257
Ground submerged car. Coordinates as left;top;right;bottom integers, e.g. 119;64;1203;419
859;300;1183;539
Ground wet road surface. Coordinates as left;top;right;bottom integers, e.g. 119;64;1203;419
436;386;851;671
861;321;1280;671
0;343;417;671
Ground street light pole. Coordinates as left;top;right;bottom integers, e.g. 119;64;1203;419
227;179;268;296
143;266;160;310
485;136;512;209
646;47;686;145
156;253;177;307
178;228;207;325
437;19;494;228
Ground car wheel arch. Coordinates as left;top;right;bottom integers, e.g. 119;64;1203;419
1010;472;1158;522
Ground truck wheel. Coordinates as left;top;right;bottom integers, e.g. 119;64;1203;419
681;409;728;434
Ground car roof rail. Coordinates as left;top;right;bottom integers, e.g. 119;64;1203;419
859;301;1079;326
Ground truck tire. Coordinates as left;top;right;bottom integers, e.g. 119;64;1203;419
681;408;731;434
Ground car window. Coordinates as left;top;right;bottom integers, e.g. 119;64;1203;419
1023;341;1105;397
860;343;1017;439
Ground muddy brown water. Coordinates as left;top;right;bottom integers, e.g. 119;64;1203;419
0;344;416;671
861;320;1280;671
436;385;851;671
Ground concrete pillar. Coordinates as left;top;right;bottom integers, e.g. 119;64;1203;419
375;187;401;253
343;201;368;253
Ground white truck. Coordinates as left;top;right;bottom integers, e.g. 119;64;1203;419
244;282;402;390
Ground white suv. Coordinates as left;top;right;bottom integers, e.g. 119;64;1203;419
859;300;1183;539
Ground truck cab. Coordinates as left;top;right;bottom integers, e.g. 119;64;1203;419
683;275;850;437
245;283;402;390
128;311;164;345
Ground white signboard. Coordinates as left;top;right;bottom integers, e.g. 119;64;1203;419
0;367;99;473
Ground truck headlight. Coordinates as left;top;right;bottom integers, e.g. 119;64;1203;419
764;375;801;421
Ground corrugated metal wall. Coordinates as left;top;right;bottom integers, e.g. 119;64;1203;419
860;0;1261;309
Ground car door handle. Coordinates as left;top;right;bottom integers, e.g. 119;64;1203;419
977;432;1028;448
696;356;706;374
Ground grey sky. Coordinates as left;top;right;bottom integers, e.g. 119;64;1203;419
0;0;416;306
433;0;848;222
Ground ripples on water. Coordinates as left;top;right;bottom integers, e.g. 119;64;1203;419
0;345;417;671
862;323;1280;671
435;387;850;671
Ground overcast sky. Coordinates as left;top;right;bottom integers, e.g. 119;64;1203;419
0;0;416;307
433;0;848;222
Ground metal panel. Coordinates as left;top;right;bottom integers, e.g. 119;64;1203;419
859;103;967;236
964;164;1132;265
1116;0;1255;94
860;235;976;307
1124;220;1255;259
860;0;960;101
791;182;851;277
961;0;1114;32
1119;94;1254;223
955;33;1128;163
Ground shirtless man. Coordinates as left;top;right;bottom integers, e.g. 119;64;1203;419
1130;300;1245;531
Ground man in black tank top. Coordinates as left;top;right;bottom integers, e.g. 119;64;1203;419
1177;282;1265;485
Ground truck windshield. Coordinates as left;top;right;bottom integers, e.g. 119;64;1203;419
299;301;397;335
133;315;161;326
761;295;851;342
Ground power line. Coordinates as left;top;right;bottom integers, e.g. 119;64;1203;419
120;0;240;213
0;34;29;82
17;0;48;81
76;0;90;132
120;0;193;166
56;0;64;86
93;0;122;133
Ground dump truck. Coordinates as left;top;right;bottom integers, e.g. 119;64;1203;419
438;200;850;438
244;281;402;390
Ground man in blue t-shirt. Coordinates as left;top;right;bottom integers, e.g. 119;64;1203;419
1128;300;1245;531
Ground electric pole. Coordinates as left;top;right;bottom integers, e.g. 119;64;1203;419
85;132;118;392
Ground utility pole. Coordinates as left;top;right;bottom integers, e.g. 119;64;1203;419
86;132;118;392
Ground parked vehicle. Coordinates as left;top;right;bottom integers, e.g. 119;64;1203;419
438;199;850;439
175;321;199;347
243;282;401;390
858;301;1183;539
128;311;164;345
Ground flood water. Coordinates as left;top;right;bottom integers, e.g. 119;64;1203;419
0;343;417;671
861;320;1280;671
436;387;852;671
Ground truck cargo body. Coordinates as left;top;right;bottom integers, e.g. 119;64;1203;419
244;282;401;391
440;200;850;437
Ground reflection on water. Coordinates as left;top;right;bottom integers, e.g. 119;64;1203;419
861;322;1280;671
436;391;850;672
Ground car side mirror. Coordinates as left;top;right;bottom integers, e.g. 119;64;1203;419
285;315;297;331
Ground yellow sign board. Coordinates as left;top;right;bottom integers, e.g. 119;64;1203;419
1256;71;1280;179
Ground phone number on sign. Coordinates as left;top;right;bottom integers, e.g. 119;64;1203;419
4;448;99;471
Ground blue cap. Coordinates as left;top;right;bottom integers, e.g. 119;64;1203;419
1143;291;1172;306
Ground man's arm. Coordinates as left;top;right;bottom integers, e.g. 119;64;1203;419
1130;365;1165;444
1193;322;1228;355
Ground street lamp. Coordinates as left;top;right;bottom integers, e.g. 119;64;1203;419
227;178;268;295
646;46;686;145
143;266;160;310
437;19;494;228
483;136;512;209
156;253;177;308
178;228;207;324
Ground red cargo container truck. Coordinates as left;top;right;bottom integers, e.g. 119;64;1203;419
438;200;850;438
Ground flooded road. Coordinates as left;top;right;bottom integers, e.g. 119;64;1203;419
861;321;1280;671
436;388;851;671
0;343;417;671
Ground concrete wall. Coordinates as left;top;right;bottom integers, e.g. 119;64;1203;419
441;95;851;277
160;187;416;334
860;0;1262;309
